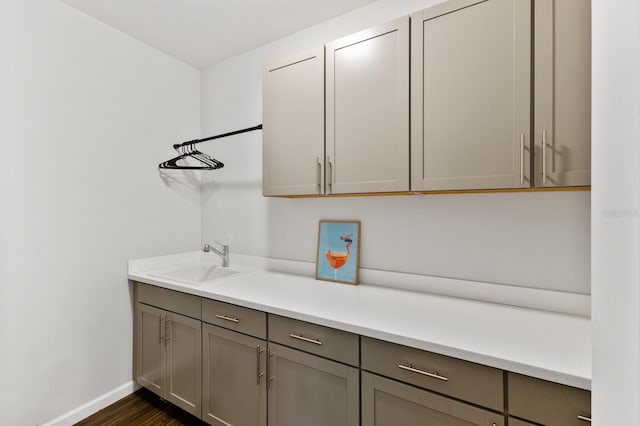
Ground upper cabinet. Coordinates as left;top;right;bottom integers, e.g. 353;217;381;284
263;47;325;196
325;17;410;194
411;0;532;191
262;0;591;196
534;0;591;187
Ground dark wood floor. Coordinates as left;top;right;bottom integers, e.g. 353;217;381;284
75;388;207;426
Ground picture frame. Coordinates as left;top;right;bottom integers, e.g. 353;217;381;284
315;220;361;285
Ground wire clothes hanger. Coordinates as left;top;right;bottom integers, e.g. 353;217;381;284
158;124;263;170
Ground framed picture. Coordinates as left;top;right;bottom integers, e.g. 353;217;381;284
315;220;361;285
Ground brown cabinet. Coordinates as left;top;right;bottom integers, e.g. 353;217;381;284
135;301;202;418
362;337;503;411
362;372;504;426
508;372;591;425
267;342;359;426
202;323;266;426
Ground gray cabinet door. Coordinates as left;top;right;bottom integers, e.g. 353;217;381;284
135;303;165;398
362;372;504;426
411;0;531;191
534;0;591;187
202;324;266;426
263;47;325;196
165;311;202;418
326;17;410;194
268;342;359;426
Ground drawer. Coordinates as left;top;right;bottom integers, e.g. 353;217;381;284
508;373;591;425
361;337;503;411
202;298;267;339
136;282;201;319
268;315;359;366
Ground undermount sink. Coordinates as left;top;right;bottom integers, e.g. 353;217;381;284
149;264;238;285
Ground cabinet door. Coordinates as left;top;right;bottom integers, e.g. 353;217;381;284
268;342;359;426
165;311;202;418
202;324;266;426
326;17;409;194
263;47;325;196
534;0;591;187
411;0;531;191
362;372;504;426
135;303;165;398
508;418;537;426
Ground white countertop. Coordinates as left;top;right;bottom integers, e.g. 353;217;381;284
128;252;591;390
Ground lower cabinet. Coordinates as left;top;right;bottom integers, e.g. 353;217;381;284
362;372;504;426
133;282;591;426
202;323;267;426
508;372;591;425
267;342;359;426
135;302;202;417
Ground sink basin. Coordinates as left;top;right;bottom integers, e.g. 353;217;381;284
150;264;238;285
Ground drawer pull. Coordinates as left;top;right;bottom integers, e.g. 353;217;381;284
215;314;240;323
577;415;592;422
398;364;448;382
290;334;323;345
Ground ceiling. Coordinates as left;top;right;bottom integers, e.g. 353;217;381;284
60;0;378;69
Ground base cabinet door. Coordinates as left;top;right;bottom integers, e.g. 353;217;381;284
135;303;202;418
362;372;504;426
164;311;202;417
508;418;536;426
136;303;166;398
202;324;267;426
267;342;359;426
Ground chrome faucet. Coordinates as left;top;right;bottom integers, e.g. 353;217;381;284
203;241;229;267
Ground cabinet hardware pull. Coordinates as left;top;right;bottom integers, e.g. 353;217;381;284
398;364;448;382
577;415;592;422
256;345;265;385
520;133;525;185
215;314;239;323
163;318;172;343
542;129;547;184
316;157;322;194
159;316;165;344
267;349;274;389
289;334;323;345
327;156;333;194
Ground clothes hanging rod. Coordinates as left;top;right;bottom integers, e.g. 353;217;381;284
172;124;263;150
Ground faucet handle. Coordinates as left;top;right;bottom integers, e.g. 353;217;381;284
214;240;229;250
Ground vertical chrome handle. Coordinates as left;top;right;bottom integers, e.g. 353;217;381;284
577;415;592;422
327;156;333;194
316;157;322;194
163;318;172;343
520;133;525;185
256;345;265;385
541;130;547;184
159;316;165;344
267;348;274;389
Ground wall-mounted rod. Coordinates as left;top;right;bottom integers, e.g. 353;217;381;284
172;124;263;150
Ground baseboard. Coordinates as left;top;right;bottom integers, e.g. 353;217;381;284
43;381;140;426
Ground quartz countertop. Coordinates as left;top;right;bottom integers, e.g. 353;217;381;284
128;252;591;390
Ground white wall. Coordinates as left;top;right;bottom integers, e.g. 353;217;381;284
200;0;591;295
591;0;640;423
0;1;201;424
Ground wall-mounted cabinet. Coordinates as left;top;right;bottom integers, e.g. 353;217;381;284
263;47;325;196
534;0;591;187
325;17;409;194
411;0;532;191
263;0;590;196
263;17;409;196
